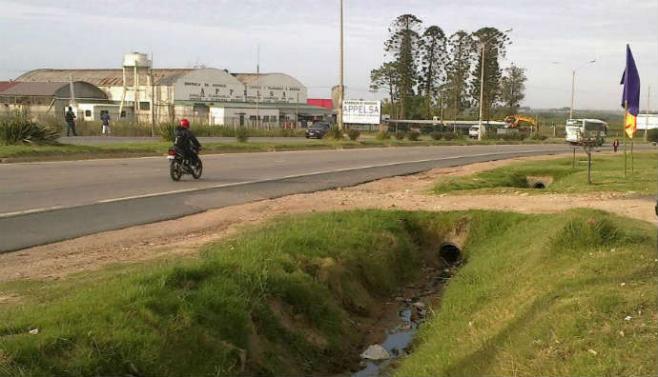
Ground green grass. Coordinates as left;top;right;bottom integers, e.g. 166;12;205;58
395;209;657;377
0;138;566;163
1;210;655;376
0;211;455;376
434;152;658;195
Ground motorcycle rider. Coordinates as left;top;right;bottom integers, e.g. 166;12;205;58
174;118;201;166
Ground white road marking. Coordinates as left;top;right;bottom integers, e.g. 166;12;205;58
0;148;561;219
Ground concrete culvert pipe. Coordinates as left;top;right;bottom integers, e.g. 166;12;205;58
532;182;546;189
439;242;462;265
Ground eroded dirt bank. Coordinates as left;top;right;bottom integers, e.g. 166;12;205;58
0;155;654;283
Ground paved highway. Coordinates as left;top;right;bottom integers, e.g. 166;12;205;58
1;144;574;252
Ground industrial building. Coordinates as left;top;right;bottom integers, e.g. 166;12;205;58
0;81;109;118
7;52;330;126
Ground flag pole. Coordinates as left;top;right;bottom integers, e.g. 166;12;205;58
624;100;628;178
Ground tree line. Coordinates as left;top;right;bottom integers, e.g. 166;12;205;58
370;14;527;121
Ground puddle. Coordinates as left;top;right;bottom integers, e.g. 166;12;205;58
351;277;443;377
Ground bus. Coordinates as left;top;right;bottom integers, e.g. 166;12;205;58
565;119;607;146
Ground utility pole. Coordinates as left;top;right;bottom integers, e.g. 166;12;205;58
645;85;651;141
337;0;344;131
256;45;260;129
569;69;576;119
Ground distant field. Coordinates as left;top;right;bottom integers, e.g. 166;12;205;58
434;152;658;195
0;210;655;376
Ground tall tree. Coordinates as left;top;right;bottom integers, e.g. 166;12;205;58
419;25;447;118
384;14;423;119
443;30;475;119
470;27;510;120
370;62;400;118
499;64;527;115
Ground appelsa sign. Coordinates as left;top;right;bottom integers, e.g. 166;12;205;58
343;100;381;124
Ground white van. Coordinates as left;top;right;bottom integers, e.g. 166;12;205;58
469;125;480;139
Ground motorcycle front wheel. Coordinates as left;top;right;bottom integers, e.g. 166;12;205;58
191;159;203;179
170;160;183;181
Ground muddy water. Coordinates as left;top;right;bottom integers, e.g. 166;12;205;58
350;266;453;377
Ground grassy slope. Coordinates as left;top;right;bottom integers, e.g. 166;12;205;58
0;210;655;376
0;211;454;377
434;152;658;195
396;210;657;377
0;138;561;162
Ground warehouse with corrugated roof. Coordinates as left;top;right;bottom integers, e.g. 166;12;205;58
0;81;108;119
9;52;330;126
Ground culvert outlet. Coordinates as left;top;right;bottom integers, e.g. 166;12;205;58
532;182;546;189
439;242;462;265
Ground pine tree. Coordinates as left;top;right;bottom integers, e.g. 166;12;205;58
470;27;510;120
370;62;400;119
499;64;527;115
384;14;422;119
444;30;475;119
419;25;447;118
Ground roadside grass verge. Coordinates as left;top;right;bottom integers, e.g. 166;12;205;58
433;152;658;195
1;138;563;163
1;210;654;376
0;210;456;376
396;209;657;377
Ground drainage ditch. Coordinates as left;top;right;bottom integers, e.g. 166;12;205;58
347;243;463;377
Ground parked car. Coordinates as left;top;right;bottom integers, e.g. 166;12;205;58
305;122;331;139
468;125;480;139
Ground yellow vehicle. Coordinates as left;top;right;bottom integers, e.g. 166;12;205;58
504;115;537;129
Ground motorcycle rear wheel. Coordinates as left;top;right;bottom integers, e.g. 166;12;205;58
170;160;183;181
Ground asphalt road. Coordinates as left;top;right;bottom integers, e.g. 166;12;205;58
58;136;318;144
1;144;576;252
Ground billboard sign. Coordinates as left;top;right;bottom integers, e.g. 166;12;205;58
637;114;658;130
343;100;381;124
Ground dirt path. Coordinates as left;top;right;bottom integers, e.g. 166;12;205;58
0;155;654;283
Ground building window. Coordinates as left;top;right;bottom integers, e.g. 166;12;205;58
282;92;286;98
271;116;277;122
229;89;234;96
120;111;126;118
263;115;270;122
270;91;274;97
215;89;220;95
85;110;92;117
139;102;150;111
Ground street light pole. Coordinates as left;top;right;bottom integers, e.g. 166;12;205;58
337;0;344;131
477;43;486;141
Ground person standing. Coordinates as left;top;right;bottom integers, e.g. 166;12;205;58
64;106;77;136
612;138;620;152
101;111;111;136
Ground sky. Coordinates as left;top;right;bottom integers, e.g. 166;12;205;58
0;0;656;110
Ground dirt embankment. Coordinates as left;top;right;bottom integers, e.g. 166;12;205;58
0;155;654;283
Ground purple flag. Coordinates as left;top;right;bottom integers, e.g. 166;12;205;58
620;44;640;116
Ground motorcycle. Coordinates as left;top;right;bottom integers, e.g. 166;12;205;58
167;146;203;181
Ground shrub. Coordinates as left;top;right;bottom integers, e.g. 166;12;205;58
236;126;249;142
430;131;442;141
376;131;391;140
407;130;421;141
394;131;406;140
0;114;59;145
159;123;176;142
346;128;361;141
443;133;457;141
326;126;343;140
531;134;548;141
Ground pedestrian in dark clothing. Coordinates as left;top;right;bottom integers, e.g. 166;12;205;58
64;106;77;136
612;139;620;152
101;112;111;135
174;118;201;165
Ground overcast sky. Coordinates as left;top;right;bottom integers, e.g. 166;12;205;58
0;0;656;110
